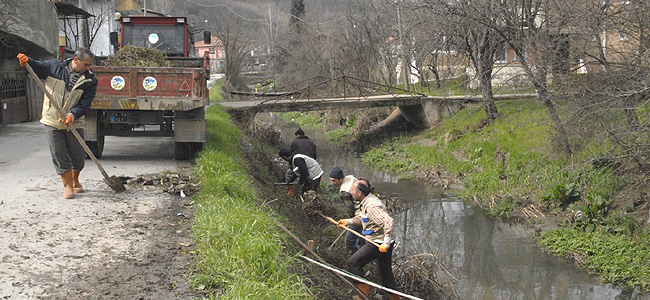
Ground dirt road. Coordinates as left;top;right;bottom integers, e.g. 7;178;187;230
0;121;201;299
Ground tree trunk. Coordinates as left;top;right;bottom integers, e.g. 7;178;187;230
476;55;498;121
537;86;572;155
624;95;640;132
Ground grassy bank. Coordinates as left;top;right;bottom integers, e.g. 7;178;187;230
203;77;650;291
190;81;311;299
354;98;650;290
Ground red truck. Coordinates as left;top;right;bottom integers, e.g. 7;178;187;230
86;16;210;160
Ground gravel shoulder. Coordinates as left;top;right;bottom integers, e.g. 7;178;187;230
0;121;201;299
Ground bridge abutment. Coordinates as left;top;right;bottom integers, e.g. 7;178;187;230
398;99;463;129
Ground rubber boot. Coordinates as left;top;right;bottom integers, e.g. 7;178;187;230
388;293;401;300
287;185;294;197
352;283;370;300
61;170;75;199
72;170;84;193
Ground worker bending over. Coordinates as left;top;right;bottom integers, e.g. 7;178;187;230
338;180;400;300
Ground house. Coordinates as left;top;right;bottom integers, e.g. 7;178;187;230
195;37;225;73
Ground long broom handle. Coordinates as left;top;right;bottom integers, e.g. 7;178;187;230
25;63;111;179
318;212;382;248
299;255;424;300
275;221;370;300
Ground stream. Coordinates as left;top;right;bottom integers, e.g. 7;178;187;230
269;114;647;300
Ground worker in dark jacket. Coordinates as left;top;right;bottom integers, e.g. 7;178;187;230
279;148;323;196
289;128;317;159
17;48;97;199
284;128;318;195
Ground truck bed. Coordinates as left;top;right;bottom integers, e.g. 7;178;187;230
91;66;209;111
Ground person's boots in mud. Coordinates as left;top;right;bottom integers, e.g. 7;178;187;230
60;170;75;199
352;283;369;300
72;170;83;193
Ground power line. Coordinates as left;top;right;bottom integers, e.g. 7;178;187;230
186;0;347;25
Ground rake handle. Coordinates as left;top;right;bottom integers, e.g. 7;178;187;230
318;212;381;248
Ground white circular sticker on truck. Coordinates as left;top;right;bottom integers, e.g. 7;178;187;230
143;76;157;91
148;33;159;44
110;76;125;90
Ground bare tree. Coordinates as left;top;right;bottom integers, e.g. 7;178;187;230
86;0;114;49
210;11;251;92
289;0;305;33
338;0;396;83
424;0;500;121
555;0;650;167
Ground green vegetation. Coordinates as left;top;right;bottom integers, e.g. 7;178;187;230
280;111;327;128
356;96;649;289
538;227;650;289
190;85;311;299
209;78;224;102
361;99;625;214
325;128;353;146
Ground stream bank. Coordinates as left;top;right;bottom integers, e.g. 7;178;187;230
247;109;650;300
290;99;650;293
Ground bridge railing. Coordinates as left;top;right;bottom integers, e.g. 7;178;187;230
228;75;426;104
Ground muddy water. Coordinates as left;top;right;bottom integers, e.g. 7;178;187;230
269;116;646;300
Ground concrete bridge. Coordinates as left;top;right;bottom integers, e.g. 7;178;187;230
219;76;536;129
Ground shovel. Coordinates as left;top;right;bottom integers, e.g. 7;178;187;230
25;62;126;193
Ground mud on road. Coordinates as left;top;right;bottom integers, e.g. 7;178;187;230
0;122;202;299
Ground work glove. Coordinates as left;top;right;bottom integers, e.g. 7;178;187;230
378;237;392;253
62;113;74;125
17;53;28;66
287;185;294;197
337;219;347;229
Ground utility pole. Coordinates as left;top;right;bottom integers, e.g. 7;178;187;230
268;4;275;84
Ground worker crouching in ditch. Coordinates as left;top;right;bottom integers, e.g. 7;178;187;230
16;49;97;199
279;148;323;196
337;180;400;300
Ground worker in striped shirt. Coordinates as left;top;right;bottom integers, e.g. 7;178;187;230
337;180;399;300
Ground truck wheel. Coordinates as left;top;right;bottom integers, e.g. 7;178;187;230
189;142;204;158
86;134;105;159
174;142;190;160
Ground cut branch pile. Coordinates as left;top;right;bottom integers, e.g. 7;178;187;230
103;45;170;67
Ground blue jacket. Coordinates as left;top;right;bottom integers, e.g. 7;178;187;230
29;57;97;129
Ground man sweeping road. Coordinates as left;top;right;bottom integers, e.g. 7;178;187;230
17;48;97;199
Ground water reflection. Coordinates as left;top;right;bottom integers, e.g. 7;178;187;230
270;115;646;300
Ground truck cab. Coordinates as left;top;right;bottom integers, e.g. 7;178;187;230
117;16;194;57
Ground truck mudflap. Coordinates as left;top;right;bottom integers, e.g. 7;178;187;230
173;107;206;160
83;109;105;158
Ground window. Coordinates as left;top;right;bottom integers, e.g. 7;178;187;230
494;44;507;63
